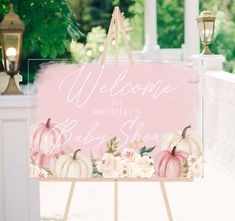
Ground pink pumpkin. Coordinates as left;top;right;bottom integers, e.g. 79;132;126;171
31;118;66;155
30;150;64;176
155;146;188;178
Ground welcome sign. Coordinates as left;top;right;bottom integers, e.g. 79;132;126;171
29;63;203;179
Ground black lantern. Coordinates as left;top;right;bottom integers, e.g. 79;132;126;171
0;3;24;95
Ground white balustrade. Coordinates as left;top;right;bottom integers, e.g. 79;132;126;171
204;71;235;175
0;95;40;221
192;54;235;176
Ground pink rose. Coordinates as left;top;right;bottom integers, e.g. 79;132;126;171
121;148;138;162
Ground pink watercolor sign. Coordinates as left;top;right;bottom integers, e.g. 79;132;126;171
29;63;203;179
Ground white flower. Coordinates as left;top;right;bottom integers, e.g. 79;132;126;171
132;155;155;178
186;155;202;178
29;163;49;178
29;163;41;177
39;168;49;178
117;160;135;178
96;153;120;178
121;148;138;162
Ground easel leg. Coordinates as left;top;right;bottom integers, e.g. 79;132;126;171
160;181;173;221
63;182;76;221
114;180;118;221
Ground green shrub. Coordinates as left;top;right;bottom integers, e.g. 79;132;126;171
0;0;80;83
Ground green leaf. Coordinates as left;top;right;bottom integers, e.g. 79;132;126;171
57;44;66;55
93;171;103;178
106;137;119;154
41;45;49;58
145;146;156;153
139;146;155;156
182;160;189;177
50;47;57;58
139;146;147;155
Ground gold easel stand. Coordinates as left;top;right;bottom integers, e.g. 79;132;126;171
41;6;193;221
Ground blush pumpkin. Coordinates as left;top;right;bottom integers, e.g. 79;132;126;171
155;146;188;178
30;118;67;176
31;118;66;155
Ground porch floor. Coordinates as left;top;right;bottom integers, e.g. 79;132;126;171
40;162;235;221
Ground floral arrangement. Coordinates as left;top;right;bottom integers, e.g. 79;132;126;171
182;155;203;178
30;119;203;179
93;137;155;178
29;160;51;178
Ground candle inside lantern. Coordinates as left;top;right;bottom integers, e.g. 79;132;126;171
6;47;17;72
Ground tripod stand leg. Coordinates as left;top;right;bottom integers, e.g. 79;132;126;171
63;182;76;221
160;181;173;221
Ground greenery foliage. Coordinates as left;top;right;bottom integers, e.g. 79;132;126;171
157;0;184;48
67;0;135;42
1;0;235;83
205;0;235;73
70;26;107;63
128;0;144;50
128;0;235;72
210;11;235;72
0;0;80;82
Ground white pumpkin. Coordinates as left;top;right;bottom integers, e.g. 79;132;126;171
56;149;93;178
162;126;202;156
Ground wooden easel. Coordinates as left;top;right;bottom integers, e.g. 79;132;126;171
42;178;192;221
100;6;133;65
57;6;193;221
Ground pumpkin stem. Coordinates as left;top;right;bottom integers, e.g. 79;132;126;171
73;149;81;160
182;125;191;139
171;146;177;156
46;118;51;128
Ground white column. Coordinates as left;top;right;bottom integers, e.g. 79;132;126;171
192;55;225;73
182;0;200;60
0;95;40;221
142;0;160;59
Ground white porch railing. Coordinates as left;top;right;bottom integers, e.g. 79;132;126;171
191;55;235;175
204;70;235;176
